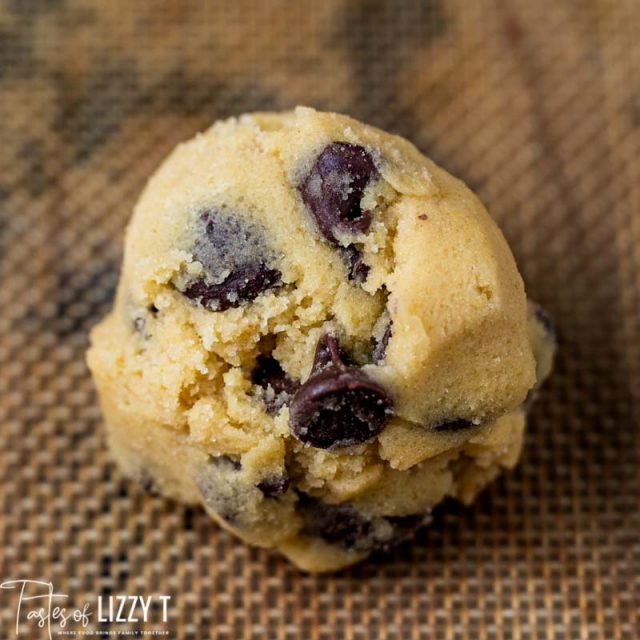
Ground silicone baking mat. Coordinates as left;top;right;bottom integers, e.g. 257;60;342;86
1;1;638;638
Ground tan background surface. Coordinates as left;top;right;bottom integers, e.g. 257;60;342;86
0;1;638;638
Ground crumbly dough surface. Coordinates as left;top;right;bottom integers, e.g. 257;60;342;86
88;107;554;572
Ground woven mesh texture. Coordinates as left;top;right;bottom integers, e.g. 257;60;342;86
1;1;639;638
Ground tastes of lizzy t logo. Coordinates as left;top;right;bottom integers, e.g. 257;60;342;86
1;580;171;638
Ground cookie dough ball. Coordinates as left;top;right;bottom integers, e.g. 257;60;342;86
87;107;555;572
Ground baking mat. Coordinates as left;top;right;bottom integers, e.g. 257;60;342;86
0;1;638;638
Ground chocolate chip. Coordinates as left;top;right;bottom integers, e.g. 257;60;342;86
252;355;300;414
177;209;282;311
299;142;377;244
290;333;392;447
372;322;392;363
311;332;346;373
433;418;475;432
297;494;372;549
182;262;281;312
289;365;393;449
256;474;290;498
340;245;370;283
297;494;429;552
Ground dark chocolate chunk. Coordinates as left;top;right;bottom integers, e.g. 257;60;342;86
340;244;370;283
251;355;300;414
256;474;290;498
372;322;392;363
178;209;282;311
299;142;377;244
289;365;393;448
433;418;475;432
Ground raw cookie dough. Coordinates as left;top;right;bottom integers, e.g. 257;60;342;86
87;107;555;572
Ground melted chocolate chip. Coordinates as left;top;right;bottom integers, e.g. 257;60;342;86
289;365;393;448
178;209;282;311
433;418;475;432
299;142;377;244
252;355;300;414
341;245;370;283
256;474;290;498
372;322;392;363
